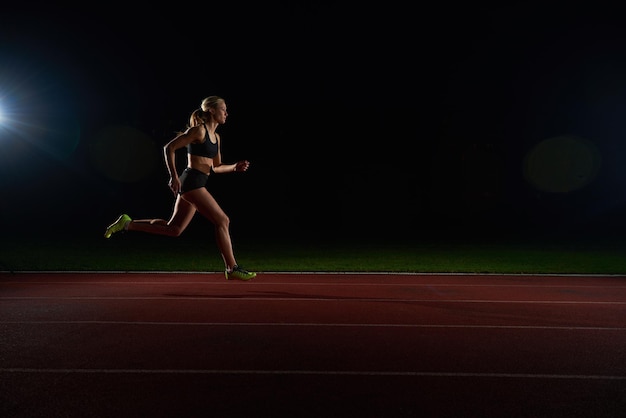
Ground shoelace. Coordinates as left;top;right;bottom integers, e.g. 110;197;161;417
233;265;250;274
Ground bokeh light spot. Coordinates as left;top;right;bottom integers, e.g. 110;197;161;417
40;114;81;160
524;135;602;193
88;125;159;182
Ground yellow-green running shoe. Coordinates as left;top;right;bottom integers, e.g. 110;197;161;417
104;214;132;238
225;265;257;281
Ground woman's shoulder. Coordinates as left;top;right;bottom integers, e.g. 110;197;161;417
185;124;205;142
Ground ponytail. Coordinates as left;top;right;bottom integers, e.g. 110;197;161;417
188;108;204;127
186;96;223;130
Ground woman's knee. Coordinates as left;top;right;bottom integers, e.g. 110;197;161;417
215;214;230;229
168;225;186;237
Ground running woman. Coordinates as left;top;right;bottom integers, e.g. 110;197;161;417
104;96;256;280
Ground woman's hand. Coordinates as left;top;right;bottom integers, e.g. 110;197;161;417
168;176;181;195
234;160;251;172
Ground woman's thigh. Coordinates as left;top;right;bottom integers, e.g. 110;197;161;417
181;188;227;224
167;196;197;229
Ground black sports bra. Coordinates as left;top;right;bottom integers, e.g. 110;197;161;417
187;123;218;158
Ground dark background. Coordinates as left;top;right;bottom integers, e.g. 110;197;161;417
2;3;626;245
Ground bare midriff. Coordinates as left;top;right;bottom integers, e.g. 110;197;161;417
188;155;214;175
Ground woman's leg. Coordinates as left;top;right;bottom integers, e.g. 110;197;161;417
127;196;196;237
181;188;238;269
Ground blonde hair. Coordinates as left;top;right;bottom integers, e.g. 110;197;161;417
188;96;224;127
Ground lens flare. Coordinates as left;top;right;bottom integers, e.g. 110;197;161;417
88;124;159;183
524;135;602;193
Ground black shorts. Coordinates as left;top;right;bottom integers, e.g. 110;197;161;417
179;167;211;194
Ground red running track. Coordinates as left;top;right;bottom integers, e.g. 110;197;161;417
1;271;625;417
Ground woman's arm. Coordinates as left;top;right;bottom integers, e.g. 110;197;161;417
212;160;251;173
163;126;201;194
210;133;251;174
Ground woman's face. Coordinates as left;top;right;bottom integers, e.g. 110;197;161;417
212;102;228;124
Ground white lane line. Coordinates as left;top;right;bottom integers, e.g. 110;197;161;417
1;321;625;330
1;368;624;379
4;271;626;276
3;282;626;288
1;296;625;304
